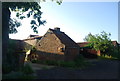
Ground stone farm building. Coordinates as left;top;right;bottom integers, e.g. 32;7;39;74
9;27;120;67
24;27;80;61
24;35;43;46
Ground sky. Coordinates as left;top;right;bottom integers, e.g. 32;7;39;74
9;2;118;43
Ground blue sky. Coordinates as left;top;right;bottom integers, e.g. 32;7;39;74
9;2;118;42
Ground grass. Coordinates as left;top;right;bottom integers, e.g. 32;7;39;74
31;55;91;69
41;66;52;69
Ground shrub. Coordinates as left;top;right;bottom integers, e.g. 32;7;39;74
111;49;120;59
102;47;120;60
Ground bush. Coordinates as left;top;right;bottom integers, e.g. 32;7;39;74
111;49;120;59
102;48;120;60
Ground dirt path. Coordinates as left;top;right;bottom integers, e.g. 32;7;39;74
31;59;120;79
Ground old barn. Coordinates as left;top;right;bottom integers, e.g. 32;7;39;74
26;27;80;61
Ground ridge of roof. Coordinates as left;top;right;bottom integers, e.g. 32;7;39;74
48;28;79;47
23;36;43;41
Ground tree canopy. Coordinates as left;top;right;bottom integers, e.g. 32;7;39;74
3;0;62;34
84;31;113;54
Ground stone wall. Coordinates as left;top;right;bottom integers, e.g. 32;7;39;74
36;32;65;55
28;48;79;61
29;50;65;61
65;47;80;61
80;48;98;58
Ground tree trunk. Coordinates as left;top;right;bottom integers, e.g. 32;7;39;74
2;3;10;68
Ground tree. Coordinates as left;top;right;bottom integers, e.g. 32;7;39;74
2;0;62;73
84;31;113;56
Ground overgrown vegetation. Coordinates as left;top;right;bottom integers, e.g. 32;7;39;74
31;55;90;69
3;39;19;74
3;39;35;79
3;63;36;79
84;31;112;54
99;48;120;60
84;31;120;60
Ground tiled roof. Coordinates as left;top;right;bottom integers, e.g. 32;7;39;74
49;28;79;48
77;42;90;47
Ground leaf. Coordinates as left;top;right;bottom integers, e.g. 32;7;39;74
33;14;37;19
33;27;37;30
20;16;26;20
9;18;21;34
42;20;46;24
37;18;41;26
27;13;30;18
30;20;36;24
31;25;34;29
16;13;20;17
56;0;62;5
16;22;21;27
27;11;33;18
22;8;29;12
33;27;38;34
34;30;38;34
